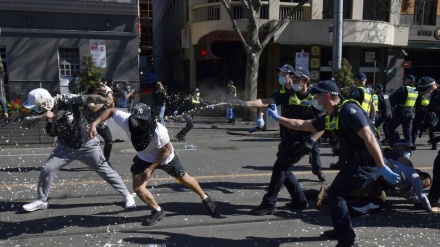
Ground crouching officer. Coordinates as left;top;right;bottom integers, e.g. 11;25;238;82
266;80;400;247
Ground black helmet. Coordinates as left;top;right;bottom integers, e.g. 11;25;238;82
191;87;200;94
227;80;234;85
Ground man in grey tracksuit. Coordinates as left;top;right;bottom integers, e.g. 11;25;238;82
20;88;135;212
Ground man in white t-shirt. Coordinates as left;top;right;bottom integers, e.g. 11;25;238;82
88;103;216;226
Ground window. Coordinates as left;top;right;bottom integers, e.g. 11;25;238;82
414;0;437;26
363;0;390;22
59;48;80;77
323;0;352;19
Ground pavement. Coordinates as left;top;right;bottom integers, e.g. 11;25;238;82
1;116;440;247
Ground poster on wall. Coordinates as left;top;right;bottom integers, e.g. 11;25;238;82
90;40;107;68
295;52;309;70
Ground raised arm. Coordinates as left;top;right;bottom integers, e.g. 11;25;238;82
89;108;117;138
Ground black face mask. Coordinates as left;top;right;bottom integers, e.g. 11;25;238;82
128;117;157;151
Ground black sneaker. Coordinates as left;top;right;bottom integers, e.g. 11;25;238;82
312;169;326;181
320;229;338;239
285;200;309;211
329;161;344;170
142;209;165;226
250;204;276;215
336;242;358;247
203;194;216;215
175;134;185;141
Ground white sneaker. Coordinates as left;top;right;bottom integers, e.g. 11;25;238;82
23;200;48;212
125;193;136;209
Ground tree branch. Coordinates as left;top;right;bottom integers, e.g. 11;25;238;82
220;0;248;52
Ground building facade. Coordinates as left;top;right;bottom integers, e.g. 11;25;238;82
152;0;440;98
0;0;139;102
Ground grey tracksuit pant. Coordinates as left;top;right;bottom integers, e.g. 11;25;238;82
36;138;130;202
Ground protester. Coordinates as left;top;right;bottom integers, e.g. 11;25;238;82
118;82;137;113
83;83;115;163
88;103;216;226
21;88;135;212
152;81;167;125
0;95;8;119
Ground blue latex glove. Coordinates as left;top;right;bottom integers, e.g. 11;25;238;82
173;110;178;116
377;165;400;185
256;117;265;129
267;104;279;121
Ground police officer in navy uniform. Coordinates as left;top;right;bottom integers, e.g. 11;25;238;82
266;80;400;247
416;77;440;206
174;87;211;141
373;84;392;143
412;77;437;149
387;75;418;146
228;65;325;216
330;73;377;170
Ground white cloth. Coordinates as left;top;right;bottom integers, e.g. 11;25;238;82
112;110;175;164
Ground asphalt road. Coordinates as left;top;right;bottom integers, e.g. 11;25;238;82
0;117;439;247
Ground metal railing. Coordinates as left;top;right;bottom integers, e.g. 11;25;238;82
192;1;311;23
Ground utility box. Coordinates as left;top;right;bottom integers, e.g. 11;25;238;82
263;105;280;131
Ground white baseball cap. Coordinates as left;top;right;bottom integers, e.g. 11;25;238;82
23;88;53;110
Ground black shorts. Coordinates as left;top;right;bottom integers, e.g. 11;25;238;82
130;154;186;178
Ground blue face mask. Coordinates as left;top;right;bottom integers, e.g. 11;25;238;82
278;76;286;86
126;86;131;91
312;95;326;111
32;106;42;114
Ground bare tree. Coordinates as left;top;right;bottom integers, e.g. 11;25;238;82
219;0;310;119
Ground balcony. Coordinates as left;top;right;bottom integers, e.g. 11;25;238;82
191;1;311;44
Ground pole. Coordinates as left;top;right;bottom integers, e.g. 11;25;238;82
0;27;5;100
332;0;343;70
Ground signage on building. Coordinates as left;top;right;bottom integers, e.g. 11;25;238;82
90;40;106;68
295;52;309;71
365;51;375;64
181;29;190;49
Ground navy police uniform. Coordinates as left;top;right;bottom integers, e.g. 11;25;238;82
312;98;380;246
256;85;314;210
387;82;418;146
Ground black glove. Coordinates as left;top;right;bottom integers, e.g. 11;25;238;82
290;138;315;164
428;136;440;145
227;99;247;106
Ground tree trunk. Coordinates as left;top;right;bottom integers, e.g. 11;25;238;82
243;52;261;121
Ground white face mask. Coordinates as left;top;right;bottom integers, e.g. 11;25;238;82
424;92;431;99
196;92;200;97
278;76;286;86
311;98;324;111
292;84;303;92
402;151;411;159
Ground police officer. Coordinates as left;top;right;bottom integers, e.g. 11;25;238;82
267;80;400;247
348;73;376;121
373;84;392;143
415;77;440;206
229;65;325;216
226;80;237;124
387;75;418;146
174;88;211;141
413;76;438;149
330;73;377;170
